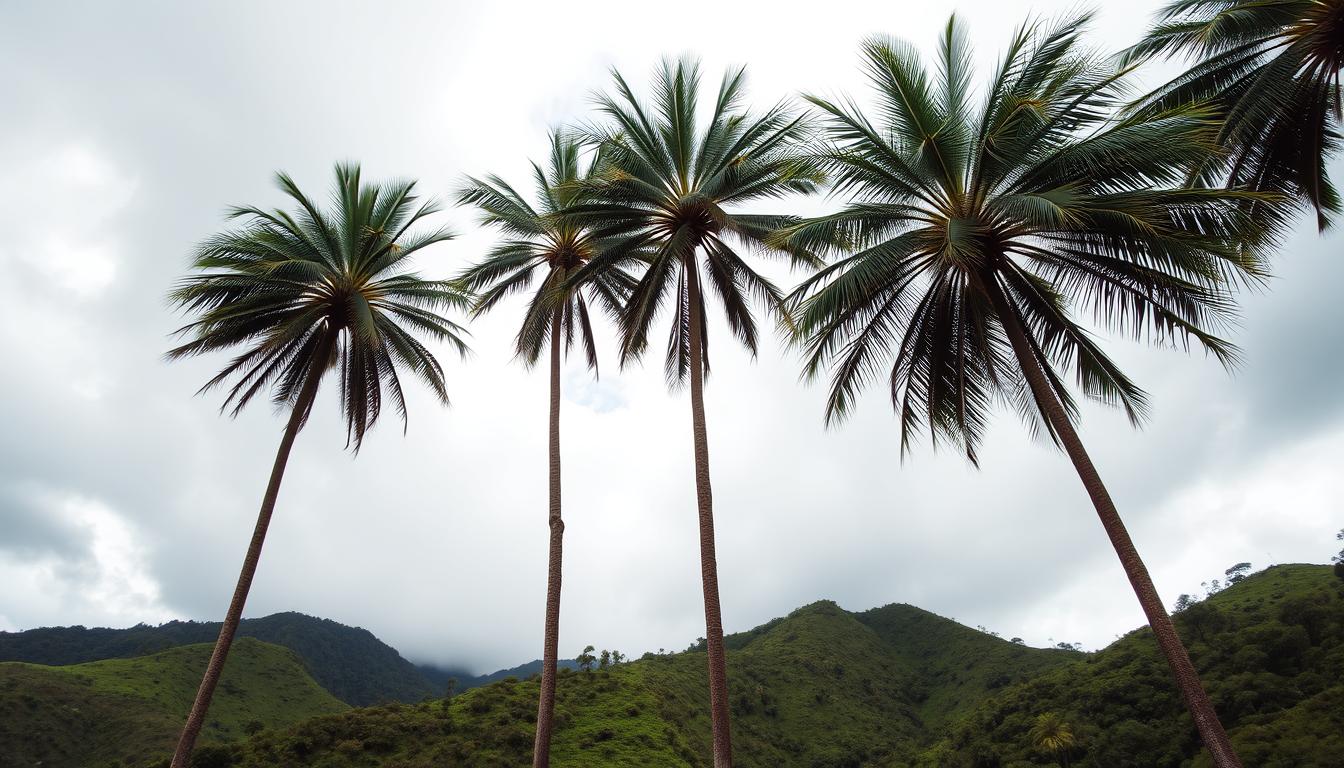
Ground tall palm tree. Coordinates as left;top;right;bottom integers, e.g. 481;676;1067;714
165;164;469;767
1030;712;1077;767
1122;0;1344;230
778;16;1277;768
454;130;637;768
568;59;822;767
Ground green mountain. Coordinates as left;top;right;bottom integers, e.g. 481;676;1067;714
7;564;1339;767
418;658;582;694
190;564;1343;768
187;600;1079;767
0;637;346;768
922;563;1344;767
852;602;1081;726
0;612;437;706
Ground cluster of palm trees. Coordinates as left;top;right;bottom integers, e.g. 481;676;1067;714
165;4;1341;767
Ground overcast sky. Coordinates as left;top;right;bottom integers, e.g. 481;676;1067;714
1;0;1341;674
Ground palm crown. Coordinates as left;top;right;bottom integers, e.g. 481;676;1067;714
168;164;470;448
455;131;637;368
782;14;1272;462
1123;0;1344;229
570;58;824;385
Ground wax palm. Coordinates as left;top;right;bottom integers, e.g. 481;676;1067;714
165;164;468;767
1030;712;1077;767
569;59;822;767
780;16;1273;768
455;130;636;768
1123;0;1344;230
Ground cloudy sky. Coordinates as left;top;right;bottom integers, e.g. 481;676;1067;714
1;0;1341;674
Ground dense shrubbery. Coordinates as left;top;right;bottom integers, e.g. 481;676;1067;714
920;565;1344;767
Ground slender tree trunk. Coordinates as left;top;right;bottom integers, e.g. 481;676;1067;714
685;263;734;768
532;311;565;768
987;281;1242;768
170;338;331;768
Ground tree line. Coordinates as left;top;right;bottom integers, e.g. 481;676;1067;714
163;4;1344;767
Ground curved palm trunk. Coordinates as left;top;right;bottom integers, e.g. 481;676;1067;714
685;263;734;768
988;283;1242;768
170;341;330;768
532;312;565;768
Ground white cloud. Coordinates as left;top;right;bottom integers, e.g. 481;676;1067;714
0;491;176;629
0;0;1340;675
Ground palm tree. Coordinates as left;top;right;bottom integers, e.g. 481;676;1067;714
568;59;822;767
165;164;469;767
1122;0;1344;230
1030;712;1077;767
779;16;1276;768
454;130;637;768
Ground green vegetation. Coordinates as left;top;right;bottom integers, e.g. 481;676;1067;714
5;564;1340;767
40;5;1339;766
780;14;1273;763
163;164;470;766
454;129;638;766
566;56;825;766
0;638;346;767
922;564;1344;767
0;612;440;706
167;598;1075;767
1124;0;1344;230
853;603;1082;726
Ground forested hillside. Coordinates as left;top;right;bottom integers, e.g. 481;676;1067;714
5;564;1338;767
185;600;1080;767
190;565;1344;768
0;612;436;706
921;564;1344;767
0;638;346;767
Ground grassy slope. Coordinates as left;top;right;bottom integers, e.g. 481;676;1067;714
0;638;347;768
210;600;1069;768
921;564;1344;768
0;612;436;706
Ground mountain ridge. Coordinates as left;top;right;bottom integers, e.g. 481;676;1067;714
3;563;1339;766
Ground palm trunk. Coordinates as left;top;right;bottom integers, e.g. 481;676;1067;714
532;311;565;768
169;338;331;768
988;281;1242;768
685;263;734;768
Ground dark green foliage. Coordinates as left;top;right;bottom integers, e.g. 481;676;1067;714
578;646;597;673
923;565;1344;767
0;639;345;768
0;612;437;706
454;129;638;369
210;565;1337;767
420;658;582;693
166;164;470;450
853;602;1083;726
206;599;1073;767
781;13;1274;460
567;57;824;385
12;566;1339;766
1124;0;1344;230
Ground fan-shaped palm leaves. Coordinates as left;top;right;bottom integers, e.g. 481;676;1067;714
780;16;1275;768
1123;0;1344;230
455;130;636;767
568;59;823;767
165;164;469;767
